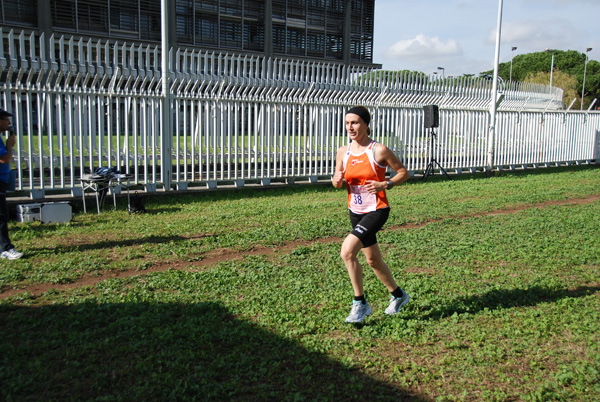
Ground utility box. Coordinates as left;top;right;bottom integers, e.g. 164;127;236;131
16;203;42;223
16;202;72;224
41;202;72;224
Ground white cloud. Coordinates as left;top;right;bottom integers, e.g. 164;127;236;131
385;34;463;62
526;0;597;4
488;19;584;52
374;0;600;75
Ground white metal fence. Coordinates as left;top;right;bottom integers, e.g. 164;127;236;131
1;29;599;199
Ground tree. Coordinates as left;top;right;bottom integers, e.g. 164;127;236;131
525;70;578;108
581;60;600;109
480;50;600;109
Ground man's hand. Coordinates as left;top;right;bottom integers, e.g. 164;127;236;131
6;133;16;148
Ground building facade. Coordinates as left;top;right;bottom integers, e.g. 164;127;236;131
0;0;377;67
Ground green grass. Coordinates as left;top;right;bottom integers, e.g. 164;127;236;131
1;165;599;401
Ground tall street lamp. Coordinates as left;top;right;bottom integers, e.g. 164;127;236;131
437;66;445;79
545;48;555;89
510;46;517;81
581;47;592;110
488;0;503;173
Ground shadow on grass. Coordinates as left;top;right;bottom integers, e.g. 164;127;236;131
423;285;600;320
0;301;427;402
27;234;202;253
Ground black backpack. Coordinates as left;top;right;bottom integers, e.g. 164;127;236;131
128;192;146;214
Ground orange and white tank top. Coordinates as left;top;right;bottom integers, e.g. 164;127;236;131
343;140;389;214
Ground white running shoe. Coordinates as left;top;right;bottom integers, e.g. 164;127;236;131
385;291;410;315
1;248;23;260
345;300;372;323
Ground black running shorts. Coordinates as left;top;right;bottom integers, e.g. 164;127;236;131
349;208;390;248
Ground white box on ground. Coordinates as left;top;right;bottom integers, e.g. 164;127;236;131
16;202;73;224
17;203;41;214
40;202;72;224
17;212;41;223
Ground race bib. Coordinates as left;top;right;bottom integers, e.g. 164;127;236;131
349;184;377;213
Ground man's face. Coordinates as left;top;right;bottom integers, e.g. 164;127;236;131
0;116;11;132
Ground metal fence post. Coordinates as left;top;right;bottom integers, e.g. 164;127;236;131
160;0;172;191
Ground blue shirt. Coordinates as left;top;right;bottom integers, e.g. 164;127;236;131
0;136;11;183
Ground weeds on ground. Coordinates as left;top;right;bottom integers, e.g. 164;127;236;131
1;166;599;401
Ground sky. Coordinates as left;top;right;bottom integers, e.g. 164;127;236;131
373;0;600;77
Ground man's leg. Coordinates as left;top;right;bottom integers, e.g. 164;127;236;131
0;183;13;252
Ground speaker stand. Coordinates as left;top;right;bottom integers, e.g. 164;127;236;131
423;128;452;181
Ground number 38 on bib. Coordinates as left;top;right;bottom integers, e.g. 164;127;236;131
349;184;377;213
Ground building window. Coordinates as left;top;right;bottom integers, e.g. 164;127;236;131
326;35;342;59
176;0;264;51
195;15;218;46
110;1;139;36
139;1;161;41
220;0;241;17
244;23;263;51
76;1;109;33
288;28;305;56
307;30;324;58
50;0;77;31
220;18;242;48
1;0;37;26
48;0;160;40
350;0;373;62
272;24;286;54
1;0;375;65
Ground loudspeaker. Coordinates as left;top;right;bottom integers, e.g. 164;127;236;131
423;105;439;128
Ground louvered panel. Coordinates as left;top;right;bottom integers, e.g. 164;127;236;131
271;0;287;54
110;0;140;37
327;0;345;13
272;24;285;53
175;0;194;44
76;0;109;34
220;18;242;48
306;30;325;58
243;0;264;51
287;28;305;56
271;0;286;22
139;0;161;41
1;0;37;26
196;0;218;13
220;0;242;17
195;14;218;46
325;35;341;59
306;1;325;29
194;0;219;46
2;0;377;63
349;0;373;62
50;0;77;31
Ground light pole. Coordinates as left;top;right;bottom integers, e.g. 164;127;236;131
545;48;555;89
510;46;517;81
488;0;503;173
581;47;592;110
161;0;172;190
437;66;445;79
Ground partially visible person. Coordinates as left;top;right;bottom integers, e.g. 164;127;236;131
331;106;409;323
0;109;23;260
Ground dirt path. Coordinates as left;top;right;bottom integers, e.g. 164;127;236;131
2;194;599;300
